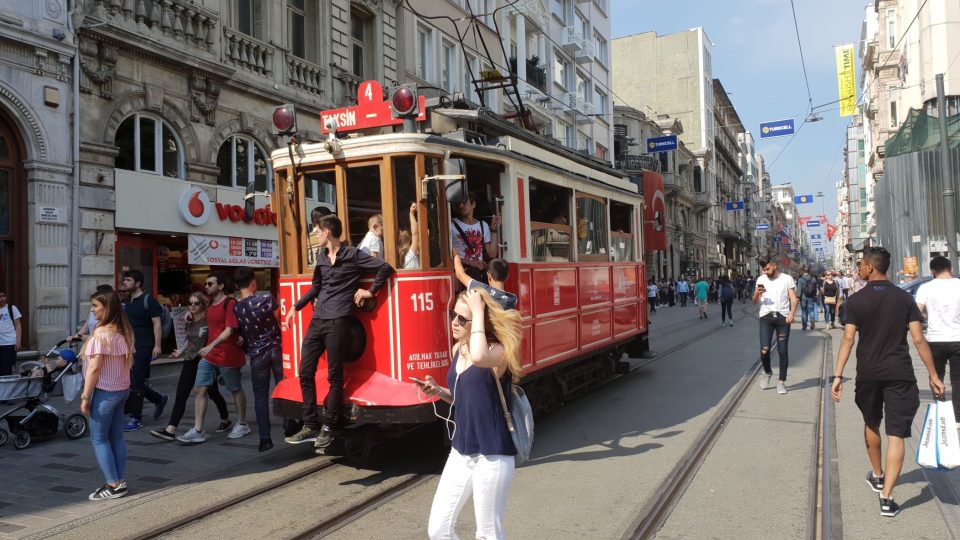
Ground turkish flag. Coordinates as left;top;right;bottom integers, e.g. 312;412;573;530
798;216;811;226
642;172;667;251
818;215;829;224
827;224;838;241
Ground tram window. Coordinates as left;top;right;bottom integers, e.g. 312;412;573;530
576;194;609;261
344;165;383;247
393;156;420;269
303;171;336;268
425;157;444;268
529;179;572;262
609;201;634;262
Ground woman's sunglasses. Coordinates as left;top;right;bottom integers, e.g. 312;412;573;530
449;310;470;326
188;301;202;307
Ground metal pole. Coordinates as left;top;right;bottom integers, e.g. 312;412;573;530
937;74;959;270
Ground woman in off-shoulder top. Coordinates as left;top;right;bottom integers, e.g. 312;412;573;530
80;290;133;501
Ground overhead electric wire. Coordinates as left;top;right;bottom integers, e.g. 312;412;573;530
855;0;928;107
788;0;815;113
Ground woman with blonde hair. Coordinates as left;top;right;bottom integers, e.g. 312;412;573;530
79;290;134;500
150;292;232;442
417;288;522;540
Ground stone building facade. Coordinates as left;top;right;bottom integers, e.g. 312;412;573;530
64;0;406;350
0;1;75;348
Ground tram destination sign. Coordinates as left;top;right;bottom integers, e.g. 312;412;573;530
320;80;426;134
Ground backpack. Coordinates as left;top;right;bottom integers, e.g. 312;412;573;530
143;294;173;339
721;284;735;302
801;277;818;299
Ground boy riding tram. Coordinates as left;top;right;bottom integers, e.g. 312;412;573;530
269;81;648;448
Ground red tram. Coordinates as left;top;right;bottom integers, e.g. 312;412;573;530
269;81;648;432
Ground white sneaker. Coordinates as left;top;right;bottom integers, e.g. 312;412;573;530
777;382;787;395
176;428;206;444
760;374;772;390
729;321;734;327
227;422;251;439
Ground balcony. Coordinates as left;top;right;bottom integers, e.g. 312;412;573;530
561;27;584;52
617;154;660;173
224;28;273;76
574;41;595;64
286;53;325;95
512;0;549;30
85;0;220;60
694;191;712;210
525;58;547;93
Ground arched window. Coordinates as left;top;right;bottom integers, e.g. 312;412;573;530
216;135;272;191
114;113;184;178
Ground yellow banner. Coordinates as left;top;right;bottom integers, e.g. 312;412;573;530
835;44;857;117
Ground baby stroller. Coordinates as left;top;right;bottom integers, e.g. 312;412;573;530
0;340;88;449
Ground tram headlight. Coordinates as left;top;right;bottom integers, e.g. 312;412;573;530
390;84;419;118
272;104;297;135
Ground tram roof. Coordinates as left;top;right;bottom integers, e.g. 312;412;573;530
271;108;639;197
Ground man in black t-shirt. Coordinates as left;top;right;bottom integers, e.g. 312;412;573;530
832;247;944;518
120;269;168;431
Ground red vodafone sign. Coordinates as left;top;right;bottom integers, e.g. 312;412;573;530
320;80;426;134
178;187;277;227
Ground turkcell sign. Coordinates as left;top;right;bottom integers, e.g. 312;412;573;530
759;118;796;139
807;220;821;227
756;223;771;231
646;135;678;153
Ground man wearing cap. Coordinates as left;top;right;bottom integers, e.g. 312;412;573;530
283;214;394;451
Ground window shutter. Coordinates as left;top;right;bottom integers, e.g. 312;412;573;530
253;0;264;40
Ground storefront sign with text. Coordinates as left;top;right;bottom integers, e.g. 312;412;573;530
188;234;279;267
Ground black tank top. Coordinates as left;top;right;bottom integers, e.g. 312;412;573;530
446;350;517;456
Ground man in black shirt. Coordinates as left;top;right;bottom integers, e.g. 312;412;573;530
120;269;168;431
832;247;944;517
283;215;394;450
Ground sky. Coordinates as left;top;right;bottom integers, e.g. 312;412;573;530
610;0;869;258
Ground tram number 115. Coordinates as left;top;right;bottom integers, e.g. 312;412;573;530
410;292;435;312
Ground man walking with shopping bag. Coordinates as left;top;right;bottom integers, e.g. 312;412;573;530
914;256;960;430
831;247;945;517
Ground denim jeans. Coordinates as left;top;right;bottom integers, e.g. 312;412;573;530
759;312;791;381
90;389;129;484
250;346;283;440
679;292;688;307
721;300;733;322
428;449;515;540
800;298;819;328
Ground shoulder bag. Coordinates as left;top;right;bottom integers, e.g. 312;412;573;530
492;369;534;465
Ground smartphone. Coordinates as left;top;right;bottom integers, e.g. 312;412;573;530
409;377;428;385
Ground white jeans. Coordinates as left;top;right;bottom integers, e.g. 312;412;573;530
428;449;515;540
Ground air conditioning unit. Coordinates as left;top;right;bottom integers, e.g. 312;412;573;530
561;27;583;51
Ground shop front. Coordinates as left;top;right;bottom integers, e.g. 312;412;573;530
114;170;282;319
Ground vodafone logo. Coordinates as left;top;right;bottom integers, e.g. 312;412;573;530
179;188;212;226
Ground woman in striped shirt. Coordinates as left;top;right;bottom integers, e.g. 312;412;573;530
80;290;134;501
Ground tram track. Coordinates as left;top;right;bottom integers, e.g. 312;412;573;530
624;324;834;540
131;424;442;540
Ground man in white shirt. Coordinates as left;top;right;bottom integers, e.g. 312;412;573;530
677;278;690;307
752;258;799;395
914;255;960;423
0;290;22;376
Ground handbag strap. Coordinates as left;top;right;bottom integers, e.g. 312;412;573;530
491;368;516;433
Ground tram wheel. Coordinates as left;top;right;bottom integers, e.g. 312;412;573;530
0;428;7;447
343;427;375;467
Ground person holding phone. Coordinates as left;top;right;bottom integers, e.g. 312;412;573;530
416;288;522;540
753;258;798;395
